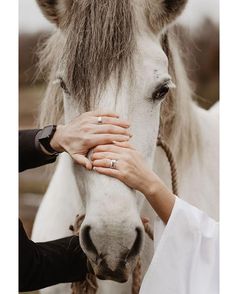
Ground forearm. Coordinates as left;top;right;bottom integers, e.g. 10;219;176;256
19;130;57;172
19;220;87;292
143;175;176;224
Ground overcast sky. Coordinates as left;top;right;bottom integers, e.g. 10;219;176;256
19;0;219;33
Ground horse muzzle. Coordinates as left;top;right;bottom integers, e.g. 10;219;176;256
89;257;131;283
94;261;130;283
80;222;144;283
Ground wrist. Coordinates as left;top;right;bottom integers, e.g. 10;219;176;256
141;173;163;199
50;125;65;153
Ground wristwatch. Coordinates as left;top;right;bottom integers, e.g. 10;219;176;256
38;125;58;155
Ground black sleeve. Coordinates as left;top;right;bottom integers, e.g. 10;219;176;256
19;220;88;292
19;130;57;172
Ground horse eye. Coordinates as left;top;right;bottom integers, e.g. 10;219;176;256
152;83;170;102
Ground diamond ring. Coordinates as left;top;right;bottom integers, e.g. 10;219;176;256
110;159;118;169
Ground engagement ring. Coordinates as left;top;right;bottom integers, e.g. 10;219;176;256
110;159;118;169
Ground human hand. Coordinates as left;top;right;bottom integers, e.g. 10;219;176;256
92;141;176;223
50;111;131;170
91;141;159;196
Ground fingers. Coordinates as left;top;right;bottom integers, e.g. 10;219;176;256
94;124;132;136
74;111;130;128
92;134;130;146
93;144;121;153
92;159;116;169
92;116;130;128
92;152;119;161
91;111;120;118
93;142;135;154
93;167;121;179
113;141;135;149
72;154;92;170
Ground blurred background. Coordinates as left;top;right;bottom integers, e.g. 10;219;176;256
19;0;219;241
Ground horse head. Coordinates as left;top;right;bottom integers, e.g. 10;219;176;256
37;0;187;283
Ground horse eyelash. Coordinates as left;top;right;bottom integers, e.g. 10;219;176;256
149;79;176;102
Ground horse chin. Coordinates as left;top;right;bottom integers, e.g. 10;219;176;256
89;259;133;283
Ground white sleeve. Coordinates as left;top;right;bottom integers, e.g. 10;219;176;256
140;197;219;294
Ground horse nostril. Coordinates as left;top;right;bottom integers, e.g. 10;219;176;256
127;227;144;260
81;225;98;256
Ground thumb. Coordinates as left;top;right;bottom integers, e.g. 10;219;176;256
73;154;93;170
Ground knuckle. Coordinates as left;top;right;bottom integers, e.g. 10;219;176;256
99;147;106;153
94;147;101;152
81;117;90;125
123;154;130;161
107;126;114;133
81;127;89;133
84;136;91;146
135;150;140;156
105;134;112;141
120;160;127;170
122;170;128;179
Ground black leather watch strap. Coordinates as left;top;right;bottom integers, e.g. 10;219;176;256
38;125;58;155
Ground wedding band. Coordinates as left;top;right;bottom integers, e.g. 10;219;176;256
110;159;118;169
98;117;103;124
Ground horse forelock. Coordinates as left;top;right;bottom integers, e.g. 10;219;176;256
58;0;136;111
38;0;177;115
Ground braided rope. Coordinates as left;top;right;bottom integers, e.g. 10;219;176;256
142;222;154;241
71;136;178;294
131;221;154;294
132;257;142;294
157;135;179;196
71;274;98;294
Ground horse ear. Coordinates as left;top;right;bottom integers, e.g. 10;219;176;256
36;0;73;26
163;0;188;21
147;0;188;31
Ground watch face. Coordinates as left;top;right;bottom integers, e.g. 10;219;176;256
39;126;54;140
38;125;58;154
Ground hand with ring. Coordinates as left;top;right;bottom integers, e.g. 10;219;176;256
50;111;131;170
92;141;176;223
92;141;159;196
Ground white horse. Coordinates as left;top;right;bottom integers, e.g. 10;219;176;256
32;0;219;293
